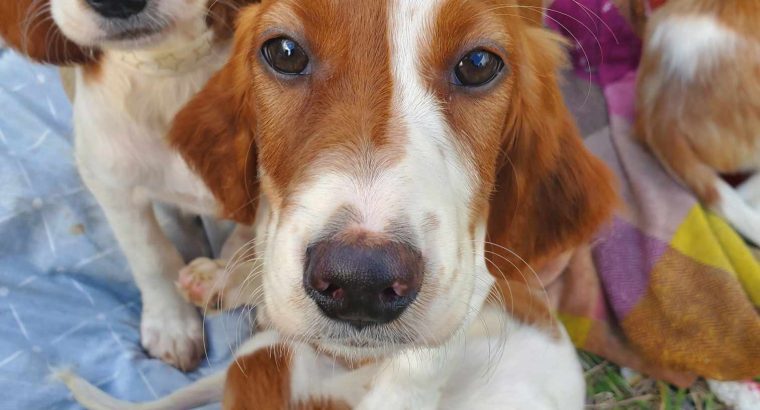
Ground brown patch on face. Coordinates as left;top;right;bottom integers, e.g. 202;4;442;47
0;0;96;64
172;0;398;223
251;0;395;205
425;0;617;303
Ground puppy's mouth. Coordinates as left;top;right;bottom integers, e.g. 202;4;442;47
95;9;174;47
302;321;419;354
105;25;164;42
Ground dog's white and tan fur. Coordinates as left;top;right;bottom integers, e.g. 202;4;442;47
35;0;617;408
0;0;256;370
636;0;760;244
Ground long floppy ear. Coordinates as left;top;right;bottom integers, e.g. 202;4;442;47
169;6;259;224
486;27;617;281
0;0;93;64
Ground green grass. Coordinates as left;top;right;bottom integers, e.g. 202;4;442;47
580;352;728;410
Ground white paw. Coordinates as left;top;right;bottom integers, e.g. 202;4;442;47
176;257;231;314
140;299;204;371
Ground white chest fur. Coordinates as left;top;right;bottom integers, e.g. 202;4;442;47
72;31;228;215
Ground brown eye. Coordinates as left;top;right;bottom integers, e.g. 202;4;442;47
262;37;309;75
454;49;504;87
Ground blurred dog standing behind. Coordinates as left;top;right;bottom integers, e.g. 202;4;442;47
0;0;257;370
636;0;760;244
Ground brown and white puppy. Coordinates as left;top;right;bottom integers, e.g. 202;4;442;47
59;0;617;408
0;0;256;370
636;0;760;243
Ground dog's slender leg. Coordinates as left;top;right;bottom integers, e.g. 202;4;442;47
737;173;760;208
82;178;204;371
177;224;260;312
713;180;760;244
644;130;760;244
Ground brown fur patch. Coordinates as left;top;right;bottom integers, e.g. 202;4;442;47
222;344;352;410
253;0;394;207
223;345;293;410
169;6;263;223
636;0;760;207
0;0;95;64
426;0;617;313
171;0;395;223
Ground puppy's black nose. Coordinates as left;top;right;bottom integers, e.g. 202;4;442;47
86;0;147;19
304;239;424;328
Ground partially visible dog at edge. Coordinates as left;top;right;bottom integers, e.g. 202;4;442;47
51;0;616;409
0;0;258;371
636;0;760;244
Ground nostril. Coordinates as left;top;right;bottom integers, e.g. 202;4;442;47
323;284;344;301
311;277;330;293
380;281;415;304
380;287;400;304
391;281;411;297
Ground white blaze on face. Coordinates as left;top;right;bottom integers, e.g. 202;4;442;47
385;0;481;335
387;0;477;274
261;0;486;345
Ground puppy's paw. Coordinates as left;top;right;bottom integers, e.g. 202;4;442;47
141;300;204;371
177;257;229;314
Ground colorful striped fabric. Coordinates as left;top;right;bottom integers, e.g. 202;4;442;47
546;0;760;387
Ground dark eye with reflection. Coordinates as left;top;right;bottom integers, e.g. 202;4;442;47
454;49;504;87
261;37;309;75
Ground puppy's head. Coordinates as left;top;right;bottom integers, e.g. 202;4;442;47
171;0;615;357
0;0;254;64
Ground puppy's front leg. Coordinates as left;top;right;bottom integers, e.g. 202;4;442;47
83;179;203;370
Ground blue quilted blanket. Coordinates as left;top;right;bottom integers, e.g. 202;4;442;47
0;50;247;409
